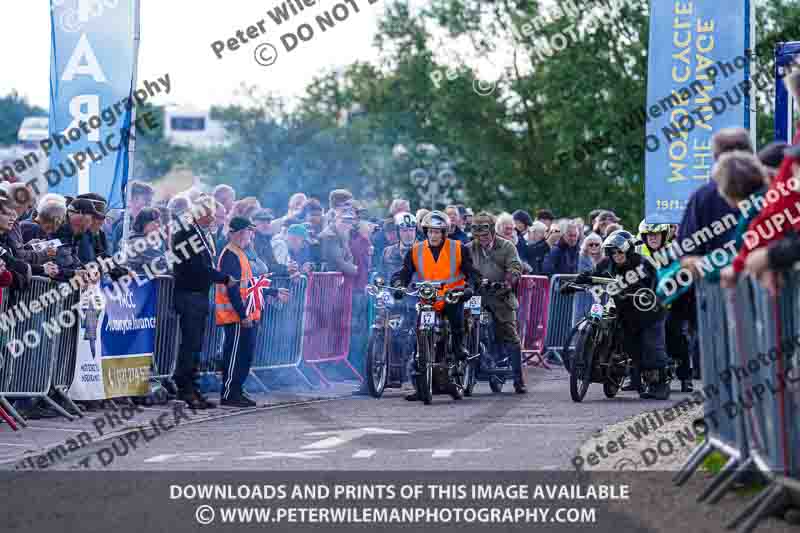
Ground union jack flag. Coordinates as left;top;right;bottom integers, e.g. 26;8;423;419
244;275;272;316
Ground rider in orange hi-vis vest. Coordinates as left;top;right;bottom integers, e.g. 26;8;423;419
390;210;481;401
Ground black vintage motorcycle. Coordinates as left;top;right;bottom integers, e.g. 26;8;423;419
364;276;415;398
560;277;634;402
463;279;514;395
393;280;468;405
561;278;676;402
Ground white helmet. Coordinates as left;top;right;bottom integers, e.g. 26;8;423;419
394;211;417;229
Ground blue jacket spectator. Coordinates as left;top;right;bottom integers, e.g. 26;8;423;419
543;221;581;275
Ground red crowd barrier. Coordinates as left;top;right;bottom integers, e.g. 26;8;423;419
301;272;362;385
516;275;550;368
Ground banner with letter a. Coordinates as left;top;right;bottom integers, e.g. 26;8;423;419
644;0;751;224
48;0;140;208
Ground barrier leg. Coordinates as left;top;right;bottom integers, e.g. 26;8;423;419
343;359;364;383
707;456;756;504
0;403;18;431
0;397;27;428
698;455;740;502
248;371;270;394
525;351;551;370
292;367;316;391
674;441;713;485
726;484;780;530
54;387;84;418
735;484;786;533
308;363;332;388
40;395;74;422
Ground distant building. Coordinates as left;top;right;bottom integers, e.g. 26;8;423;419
17;116;49;150
163;105;229;149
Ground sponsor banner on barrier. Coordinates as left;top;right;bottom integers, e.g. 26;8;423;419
48;0;139;206
644;0;750;223
69;280;155;399
71;283;106;400
101;280;156;397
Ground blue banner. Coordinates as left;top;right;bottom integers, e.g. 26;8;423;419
100;280;156;398
644;0;750;224
48;0;139;208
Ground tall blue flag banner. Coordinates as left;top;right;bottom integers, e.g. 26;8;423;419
49;0;140;208
645;0;751;224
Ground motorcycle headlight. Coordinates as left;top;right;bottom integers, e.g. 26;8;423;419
444;290;462;305
419;285;436;300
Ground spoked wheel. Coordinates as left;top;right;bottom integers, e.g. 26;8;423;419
569;323;596;402
449;361;465;400
603;380;621;398
366;332;388;398
416;334;434;405
463;340;483;397
489;375;504;393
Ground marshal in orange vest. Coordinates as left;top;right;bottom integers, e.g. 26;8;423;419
215;244;262;325
411;238;466;310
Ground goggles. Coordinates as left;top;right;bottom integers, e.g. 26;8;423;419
472;223;492;233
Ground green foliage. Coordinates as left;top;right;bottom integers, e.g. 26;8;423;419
0;92;46;146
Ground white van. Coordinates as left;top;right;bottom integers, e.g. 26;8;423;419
17;116;49;150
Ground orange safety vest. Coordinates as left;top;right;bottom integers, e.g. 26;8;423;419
215;244;262;325
411;238;466;311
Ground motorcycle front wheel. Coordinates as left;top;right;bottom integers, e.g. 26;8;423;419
569;323;596;402
366;331;388;398
416;333;434;405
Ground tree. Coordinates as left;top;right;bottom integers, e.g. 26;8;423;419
0;92;46;146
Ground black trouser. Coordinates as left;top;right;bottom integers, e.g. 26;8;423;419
173;290;210;393
666;310;692;381
221;322;257;400
623;317;669;388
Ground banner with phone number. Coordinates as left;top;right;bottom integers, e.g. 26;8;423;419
70;280;155;400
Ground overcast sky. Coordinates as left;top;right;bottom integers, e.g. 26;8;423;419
1;0;390;111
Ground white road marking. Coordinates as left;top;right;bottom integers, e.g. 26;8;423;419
406;448;492;458
351;449;376;459
237;450;333;461
301;428;409;450
144;452;222;464
0;443;32;447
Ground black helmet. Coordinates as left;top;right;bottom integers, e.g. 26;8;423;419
602;230;635;258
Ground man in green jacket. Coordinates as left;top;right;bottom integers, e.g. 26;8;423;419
466;212;527;393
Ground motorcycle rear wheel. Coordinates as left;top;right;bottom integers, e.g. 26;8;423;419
366;332;388;398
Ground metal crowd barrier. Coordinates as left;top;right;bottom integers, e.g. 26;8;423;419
251;275;312;389
516;276;550;368
301;272;359;385
675;274;800;532
0;276;82;425
152;276;179;381
542;274;579;364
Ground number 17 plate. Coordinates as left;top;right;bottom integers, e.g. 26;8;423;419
421;311;436;326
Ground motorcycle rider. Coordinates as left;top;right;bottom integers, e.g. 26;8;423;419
382;212;417;278
466;212;527;394
576;230;671;400
391;210;481;401
381;211;418;385
637;220;693;393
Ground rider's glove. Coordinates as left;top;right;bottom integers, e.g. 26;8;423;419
462;287;474;302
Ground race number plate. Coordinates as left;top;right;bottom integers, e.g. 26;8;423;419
590;303;604;319
421;311;436;326
467;296;482;314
